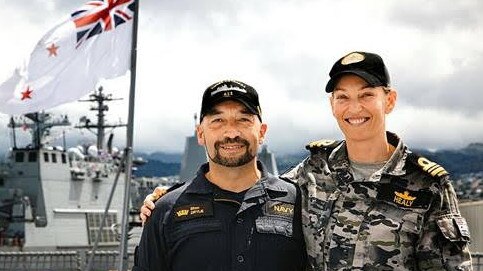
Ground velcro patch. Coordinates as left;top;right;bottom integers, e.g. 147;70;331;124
266;202;295;218
454;216;471;239
173;202;213;222
378;183;432;209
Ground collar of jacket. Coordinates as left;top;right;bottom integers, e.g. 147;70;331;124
329;131;408;183
184;160;288;196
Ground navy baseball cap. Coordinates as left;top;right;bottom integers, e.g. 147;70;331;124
200;80;262;122
325;51;390;92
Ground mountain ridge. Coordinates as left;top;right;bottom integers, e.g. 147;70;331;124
133;142;483;177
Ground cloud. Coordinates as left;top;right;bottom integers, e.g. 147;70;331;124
389;0;483;32
1;0;482;156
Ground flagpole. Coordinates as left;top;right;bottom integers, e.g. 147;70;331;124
118;0;140;270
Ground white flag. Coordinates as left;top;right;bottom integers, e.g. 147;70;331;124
0;0;135;115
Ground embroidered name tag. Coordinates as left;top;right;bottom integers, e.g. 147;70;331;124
173;202;213;222
378;183;431;209
266;202;295;218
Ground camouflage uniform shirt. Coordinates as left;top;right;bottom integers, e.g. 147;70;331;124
283;132;472;271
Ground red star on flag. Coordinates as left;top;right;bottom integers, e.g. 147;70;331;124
21;86;33;100
47;43;59;57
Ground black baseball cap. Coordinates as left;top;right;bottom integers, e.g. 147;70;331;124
200;80;262;122
325;51;390;92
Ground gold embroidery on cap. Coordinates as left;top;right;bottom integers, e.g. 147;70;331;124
341;52;365;65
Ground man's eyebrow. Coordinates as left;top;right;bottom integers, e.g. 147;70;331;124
205;108;222;116
240;108;254;115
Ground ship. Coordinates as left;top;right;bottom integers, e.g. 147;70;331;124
0;87;172;270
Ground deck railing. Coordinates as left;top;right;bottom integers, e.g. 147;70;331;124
1;250;482;270
0;250;134;271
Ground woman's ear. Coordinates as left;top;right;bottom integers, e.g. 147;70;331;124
385;89;397;114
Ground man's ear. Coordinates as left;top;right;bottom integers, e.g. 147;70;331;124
258;123;268;144
196;124;205;146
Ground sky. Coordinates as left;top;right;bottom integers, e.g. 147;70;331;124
0;0;482;155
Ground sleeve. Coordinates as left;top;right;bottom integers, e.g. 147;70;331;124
280;157;314;186
415;177;473;270
293;185;309;270
132;205;169;271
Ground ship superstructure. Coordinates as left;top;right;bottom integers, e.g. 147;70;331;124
0;88;135;251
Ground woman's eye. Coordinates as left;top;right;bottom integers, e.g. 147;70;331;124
335;95;348;100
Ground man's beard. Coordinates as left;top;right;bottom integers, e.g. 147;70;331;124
209;137;255;167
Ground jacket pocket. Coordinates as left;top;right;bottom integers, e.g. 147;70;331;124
255;215;293;237
436;214;471;243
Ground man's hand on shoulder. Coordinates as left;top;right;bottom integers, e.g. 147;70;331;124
140;186;167;225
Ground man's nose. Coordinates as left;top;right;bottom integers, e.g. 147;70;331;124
223;122;242;138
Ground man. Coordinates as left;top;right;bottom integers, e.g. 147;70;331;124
133;80;307;271
141;53;473;270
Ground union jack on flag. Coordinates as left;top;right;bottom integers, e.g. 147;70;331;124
72;0;135;47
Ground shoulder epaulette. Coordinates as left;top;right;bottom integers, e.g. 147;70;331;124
407;152;449;178
305;139;341;153
166;182;185;193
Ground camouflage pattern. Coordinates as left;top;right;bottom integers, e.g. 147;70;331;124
282;132;473;271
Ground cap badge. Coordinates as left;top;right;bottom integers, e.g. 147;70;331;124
341;52;365;65
211;84;247;96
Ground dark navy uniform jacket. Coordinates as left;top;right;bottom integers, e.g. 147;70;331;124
133;162;307;271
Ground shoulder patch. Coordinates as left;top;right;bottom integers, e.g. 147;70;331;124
305;139;340;151
408;153;448;178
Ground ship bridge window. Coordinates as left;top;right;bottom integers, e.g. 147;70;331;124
51;153;57;163
28;151;37;162
15;152;25;163
43;152;49;162
86;213;118;244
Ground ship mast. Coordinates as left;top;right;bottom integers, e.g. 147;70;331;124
8;112;70;149
76;86;126;150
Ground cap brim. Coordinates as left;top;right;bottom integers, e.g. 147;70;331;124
201;96;261;121
325;70;383;93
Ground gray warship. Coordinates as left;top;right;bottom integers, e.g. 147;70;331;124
0;88;170;270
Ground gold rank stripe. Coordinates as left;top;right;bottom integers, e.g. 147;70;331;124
417;157;448;177
308;139;336;148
